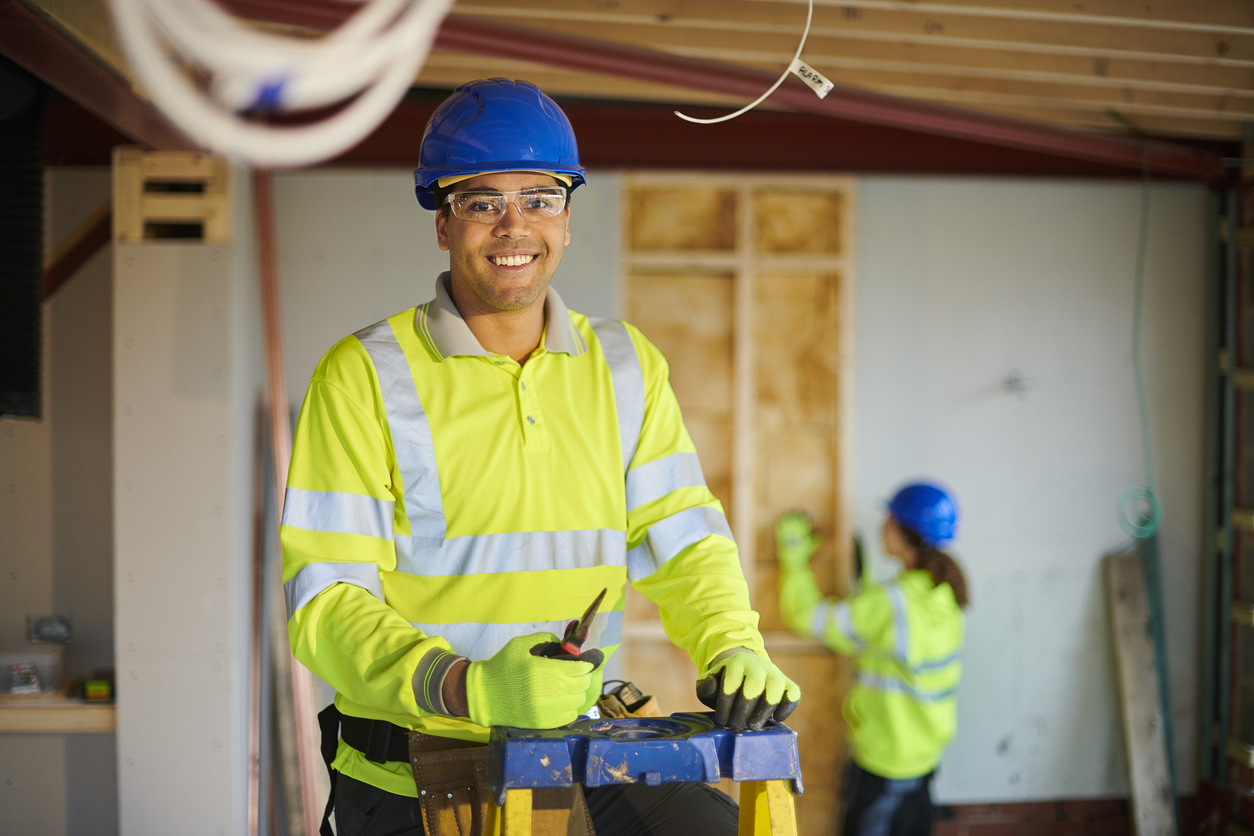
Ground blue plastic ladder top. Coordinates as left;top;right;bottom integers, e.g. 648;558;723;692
487;711;803;807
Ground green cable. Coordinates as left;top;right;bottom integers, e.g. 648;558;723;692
1119;154;1162;540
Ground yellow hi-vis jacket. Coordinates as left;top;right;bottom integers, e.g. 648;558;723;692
281;274;766;797
779;566;963;779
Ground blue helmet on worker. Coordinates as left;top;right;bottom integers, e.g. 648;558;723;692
887;482;958;548
414;78;586;210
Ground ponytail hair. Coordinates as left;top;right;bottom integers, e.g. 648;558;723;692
898;526;969;609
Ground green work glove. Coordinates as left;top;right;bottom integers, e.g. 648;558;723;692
465;632;599;729
775;512;820;574
696;650;801;732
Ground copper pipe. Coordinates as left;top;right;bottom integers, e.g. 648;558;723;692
253;170;324;836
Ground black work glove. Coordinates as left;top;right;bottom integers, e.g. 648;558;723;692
696;651;801;732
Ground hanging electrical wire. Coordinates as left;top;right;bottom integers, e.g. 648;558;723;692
110;0;455;168
675;0;831;125
1117;151;1162;540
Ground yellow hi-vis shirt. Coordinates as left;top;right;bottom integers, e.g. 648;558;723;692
779;566;963;779
281;273;766;797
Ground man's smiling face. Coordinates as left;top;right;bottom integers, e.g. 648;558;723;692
435;171;571;316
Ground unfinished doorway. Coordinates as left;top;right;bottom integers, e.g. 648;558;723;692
617;173;856;836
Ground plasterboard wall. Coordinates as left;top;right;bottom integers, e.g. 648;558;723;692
113;165;261;835
271;170;1205;804
855;179;1206;802
0;167;117;836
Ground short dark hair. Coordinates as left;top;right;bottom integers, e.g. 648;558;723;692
430;183;453;217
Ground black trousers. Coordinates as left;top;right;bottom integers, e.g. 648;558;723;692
841;762;934;836
334;772;740;836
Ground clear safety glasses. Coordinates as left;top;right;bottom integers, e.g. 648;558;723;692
444;188;568;224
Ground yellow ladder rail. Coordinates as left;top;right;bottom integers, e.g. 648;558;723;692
492;780;799;836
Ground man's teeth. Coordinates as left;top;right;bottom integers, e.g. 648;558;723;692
492;254;535;267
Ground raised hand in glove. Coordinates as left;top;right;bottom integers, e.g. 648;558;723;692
775;512;820;574
696;650;801;732
463;632;601;729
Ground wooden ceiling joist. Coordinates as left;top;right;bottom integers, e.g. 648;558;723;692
452;0;1254;63
790;0;1254;34
206;0;1224;178
436;16;1226;179
445;0;1254;136
1;0;1233;179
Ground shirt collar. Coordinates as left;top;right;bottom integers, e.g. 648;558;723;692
416;272;588;361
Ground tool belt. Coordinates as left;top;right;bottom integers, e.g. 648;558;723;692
319;705;593;836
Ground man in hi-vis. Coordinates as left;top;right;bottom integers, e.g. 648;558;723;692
281;78;800;836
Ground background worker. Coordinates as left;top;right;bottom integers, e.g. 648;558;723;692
281;77;800;836
775;482;968;836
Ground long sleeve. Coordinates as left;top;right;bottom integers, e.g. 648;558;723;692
777;564;825;638
281;337;458;721
800;580;898;660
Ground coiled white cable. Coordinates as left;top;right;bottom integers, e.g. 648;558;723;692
111;0;455;168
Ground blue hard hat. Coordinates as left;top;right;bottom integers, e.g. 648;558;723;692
887;482;958;548
414;78;586;210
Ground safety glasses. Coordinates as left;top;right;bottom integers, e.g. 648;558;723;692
444;188;568;224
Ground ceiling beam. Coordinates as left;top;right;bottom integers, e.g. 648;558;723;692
449;1;1254;66
6;0;1229;180
218;1;1226;179
436;16;1225;180
0;0;193;151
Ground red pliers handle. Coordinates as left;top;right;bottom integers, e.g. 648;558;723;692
559;587;607;655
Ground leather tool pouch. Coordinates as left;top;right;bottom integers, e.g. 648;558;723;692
409;738;594;836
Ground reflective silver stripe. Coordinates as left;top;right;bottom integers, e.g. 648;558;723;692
282;487;394;540
887;583;909;664
626;541;658;582
631;506;734;580
834;600;864;650
809;599;833;640
625;452;707;512
410;610;624;662
284;562;385;618
856;671;957;703
393;529;627;577
590;319;644;473
915;652;962;673
355;319;446;545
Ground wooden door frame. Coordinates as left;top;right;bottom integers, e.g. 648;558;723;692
619;170;858;649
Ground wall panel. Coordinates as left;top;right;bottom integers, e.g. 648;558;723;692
621;174;855;835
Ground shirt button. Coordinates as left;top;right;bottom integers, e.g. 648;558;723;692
527;416;535;424
520;381;526;390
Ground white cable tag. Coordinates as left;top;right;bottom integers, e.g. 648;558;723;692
789;58;834;99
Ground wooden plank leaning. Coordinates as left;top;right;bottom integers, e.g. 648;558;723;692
1104;549;1178;836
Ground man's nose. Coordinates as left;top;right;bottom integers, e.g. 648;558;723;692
493;201;531;236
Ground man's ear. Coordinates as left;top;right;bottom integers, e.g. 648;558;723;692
435;210;450;252
564;206;571;247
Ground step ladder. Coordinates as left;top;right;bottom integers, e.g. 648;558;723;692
486;712;802;836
